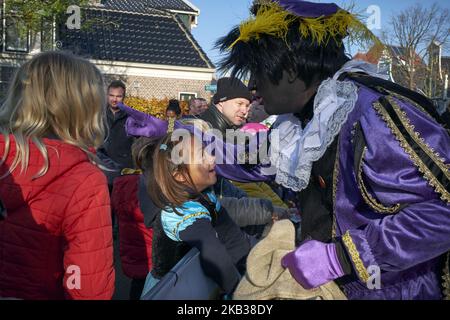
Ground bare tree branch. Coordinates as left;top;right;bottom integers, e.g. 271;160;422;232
385;2;450;94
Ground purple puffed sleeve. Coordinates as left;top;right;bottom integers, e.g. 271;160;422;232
340;95;450;281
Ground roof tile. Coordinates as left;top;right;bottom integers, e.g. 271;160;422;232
101;0;197;14
57;7;213;69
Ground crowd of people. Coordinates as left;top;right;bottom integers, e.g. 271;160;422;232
0;0;449;301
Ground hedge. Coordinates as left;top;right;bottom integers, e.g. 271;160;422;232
124;97;189;119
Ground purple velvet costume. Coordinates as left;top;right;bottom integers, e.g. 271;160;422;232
330;84;450;299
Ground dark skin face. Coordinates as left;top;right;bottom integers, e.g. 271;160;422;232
252;70;320;115
166;110;177;119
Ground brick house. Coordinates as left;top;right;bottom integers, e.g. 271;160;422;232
355;43;450;113
353;45;426;91
0;0;216;101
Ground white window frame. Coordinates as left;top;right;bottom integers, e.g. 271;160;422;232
179;92;197;102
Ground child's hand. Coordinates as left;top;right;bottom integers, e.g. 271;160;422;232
286;200;297;208
287;208;301;224
272;207;299;222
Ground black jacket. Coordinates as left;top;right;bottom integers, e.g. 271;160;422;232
294;97;353;278
199;104;238;135
150;195;249;294
100;107;135;169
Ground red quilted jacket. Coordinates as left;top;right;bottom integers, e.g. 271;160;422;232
0;136;115;300
112;175;153;280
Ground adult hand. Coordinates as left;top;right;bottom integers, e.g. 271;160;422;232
281;240;345;289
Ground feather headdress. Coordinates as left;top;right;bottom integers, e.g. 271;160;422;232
230;0;381;49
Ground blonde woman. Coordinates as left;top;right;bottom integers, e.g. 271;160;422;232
0;51;115;300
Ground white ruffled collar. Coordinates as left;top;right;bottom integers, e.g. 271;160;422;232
268;60;385;192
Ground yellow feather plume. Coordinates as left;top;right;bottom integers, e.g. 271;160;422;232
304;9;382;47
229;1;381;49
229;3;295;49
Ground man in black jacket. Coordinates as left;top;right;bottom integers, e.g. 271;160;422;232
99;80;135;170
200;77;252;135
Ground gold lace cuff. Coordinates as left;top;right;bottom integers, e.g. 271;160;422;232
342;231;370;283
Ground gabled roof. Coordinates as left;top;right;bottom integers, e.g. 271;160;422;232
101;0;198;14
354;44;424;67
386;45;424;66
353;52;379;65
387;45;406;58
57;4;214;69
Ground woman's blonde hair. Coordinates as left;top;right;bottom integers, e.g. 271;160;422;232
0;51;106;178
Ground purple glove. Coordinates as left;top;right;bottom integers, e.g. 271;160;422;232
281;240;345;289
118;102;169;138
118;102;210;140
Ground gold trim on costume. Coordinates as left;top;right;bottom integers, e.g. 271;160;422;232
332;140;340;238
342;231;370;283
168;117;176;134
121;168;143;175
384;89;435;122
387;96;450;181
357;147;402;214
373;101;450;203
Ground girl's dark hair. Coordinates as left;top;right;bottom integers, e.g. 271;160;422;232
143;133;200;213
215;19;350;88
132;137;158;170
167;99;182;116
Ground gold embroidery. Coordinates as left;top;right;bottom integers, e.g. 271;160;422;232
373;101;450;203
383;89;435;122
387;96;450;181
121;168;142;175
357;147;402;214
332;140;340;238
168;117;176;134
342;231;370;283
172;212;210;237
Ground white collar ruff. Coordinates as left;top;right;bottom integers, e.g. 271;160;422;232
268;60;386;192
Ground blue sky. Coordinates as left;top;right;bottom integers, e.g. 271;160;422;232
190;0;450;66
